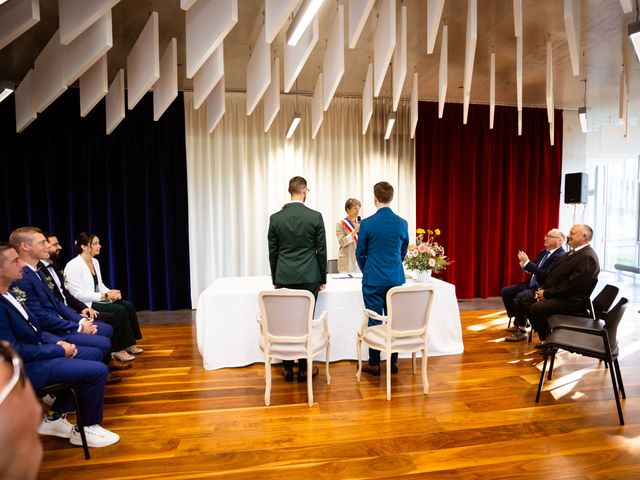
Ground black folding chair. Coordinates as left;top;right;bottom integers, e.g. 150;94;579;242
36;382;90;459
535;297;628;425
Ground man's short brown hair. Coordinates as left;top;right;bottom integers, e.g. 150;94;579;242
8;227;42;250
373;182;394;204
288;176;307;195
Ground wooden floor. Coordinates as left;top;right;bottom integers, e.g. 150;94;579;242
38;310;640;479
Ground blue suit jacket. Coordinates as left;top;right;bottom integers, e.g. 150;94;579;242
12;266;83;335
523;247;566;286
356;207;409;286
0;295;65;387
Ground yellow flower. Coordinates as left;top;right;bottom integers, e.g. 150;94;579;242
435;228;441;235
416;228;425;235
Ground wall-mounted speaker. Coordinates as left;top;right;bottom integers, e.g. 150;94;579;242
564;172;588;204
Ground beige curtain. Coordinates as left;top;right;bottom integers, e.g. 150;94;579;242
184;91;415;306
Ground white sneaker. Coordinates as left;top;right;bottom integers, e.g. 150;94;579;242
111;350;135;362
70;424;120;448
126;345;144;354
39;415;73;438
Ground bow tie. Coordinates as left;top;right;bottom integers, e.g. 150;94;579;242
36;261;47;270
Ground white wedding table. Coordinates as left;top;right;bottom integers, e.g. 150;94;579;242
195;276;464;370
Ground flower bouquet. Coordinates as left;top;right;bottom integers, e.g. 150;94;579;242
404;228;451;281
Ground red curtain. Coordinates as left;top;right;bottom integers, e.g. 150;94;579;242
415;102;563;299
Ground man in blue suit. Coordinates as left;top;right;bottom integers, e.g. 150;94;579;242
8;227;112;358
0;243;119;448
356;182;409;376
503;229;566;342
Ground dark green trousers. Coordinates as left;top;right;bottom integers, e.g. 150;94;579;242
91;299;142;351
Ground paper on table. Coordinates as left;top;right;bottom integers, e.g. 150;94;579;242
349;272;363;278
330;273;351;279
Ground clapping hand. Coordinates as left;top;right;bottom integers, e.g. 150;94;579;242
517;250;529;268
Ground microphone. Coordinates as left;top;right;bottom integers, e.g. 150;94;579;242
357;216;361;224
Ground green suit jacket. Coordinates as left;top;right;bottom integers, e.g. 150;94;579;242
268;202;327;286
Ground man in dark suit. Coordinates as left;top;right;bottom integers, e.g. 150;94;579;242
8;227;112;358
523;224;600;343
355;181;409;376
0;243;119;448
268;176;327;382
504;229;566;342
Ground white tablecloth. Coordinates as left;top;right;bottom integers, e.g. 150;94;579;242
195;276;464;370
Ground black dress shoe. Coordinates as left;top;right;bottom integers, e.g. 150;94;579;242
297;366;319;382
283;369;294;382
361;364;381;376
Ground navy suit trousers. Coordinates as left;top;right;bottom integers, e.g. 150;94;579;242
26;345;108;425
362;284;398;366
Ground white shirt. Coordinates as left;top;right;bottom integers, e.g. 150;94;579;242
2;293;34;330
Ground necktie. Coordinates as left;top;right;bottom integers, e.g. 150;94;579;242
530;251;550;287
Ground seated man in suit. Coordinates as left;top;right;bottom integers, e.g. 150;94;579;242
0;340;42;480
0;243;119;448
522;224;600;344
504;229;566;342
8;227;112;358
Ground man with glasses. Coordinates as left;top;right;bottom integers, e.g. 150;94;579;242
523;224;600;344
268;176;327;382
0;340;42;480
0;243;119;448
503;229;566;342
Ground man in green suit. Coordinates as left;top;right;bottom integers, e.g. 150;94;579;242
267;176;327;382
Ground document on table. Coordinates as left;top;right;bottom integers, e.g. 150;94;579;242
330;273;362;279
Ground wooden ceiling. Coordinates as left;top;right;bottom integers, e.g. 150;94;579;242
1;0;638;128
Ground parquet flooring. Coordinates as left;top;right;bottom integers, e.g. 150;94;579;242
38;309;640;479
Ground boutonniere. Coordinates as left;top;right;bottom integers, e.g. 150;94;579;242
45;276;56;292
11;287;27;305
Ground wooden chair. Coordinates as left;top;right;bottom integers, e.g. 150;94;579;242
257;289;331;407
36;382;90;459
356;284;435;401
535;297;629;425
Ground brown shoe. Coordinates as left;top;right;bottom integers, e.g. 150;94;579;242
106;374;122;385
361;364;381;376
109;360;132;371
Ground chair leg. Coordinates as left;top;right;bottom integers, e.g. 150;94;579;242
386;353;392;401
69;385;90;460
547;348;556;381
528;328;533;343
535;352;549;403
307;357;313;407
325;341;331;385
264;357;271;407
508;316;513;329
421;348;429;395
613;359;625;399
606;360;625;425
355;336;362;382
412;353;417;374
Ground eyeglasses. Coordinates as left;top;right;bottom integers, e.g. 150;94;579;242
0;341;25;406
544;235;561;240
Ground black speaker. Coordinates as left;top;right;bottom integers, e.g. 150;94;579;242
564;173;588;204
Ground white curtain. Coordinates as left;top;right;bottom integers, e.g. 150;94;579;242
184;91;415;307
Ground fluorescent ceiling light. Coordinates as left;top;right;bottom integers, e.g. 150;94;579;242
286;112;301;138
384;112;396;140
286;0;324;46
629;21;640;62
578;106;587;133
0;88;14;104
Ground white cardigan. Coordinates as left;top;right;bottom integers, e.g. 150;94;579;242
64;255;110;307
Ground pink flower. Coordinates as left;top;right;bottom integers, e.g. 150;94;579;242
428;258;436;267
418;244;428;253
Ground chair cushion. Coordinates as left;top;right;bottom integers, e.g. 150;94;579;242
548;314;604;330
361;325;426;352
546;329;619;358
261;328;329;360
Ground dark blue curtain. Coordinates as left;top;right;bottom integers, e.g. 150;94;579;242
0;89;191;310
